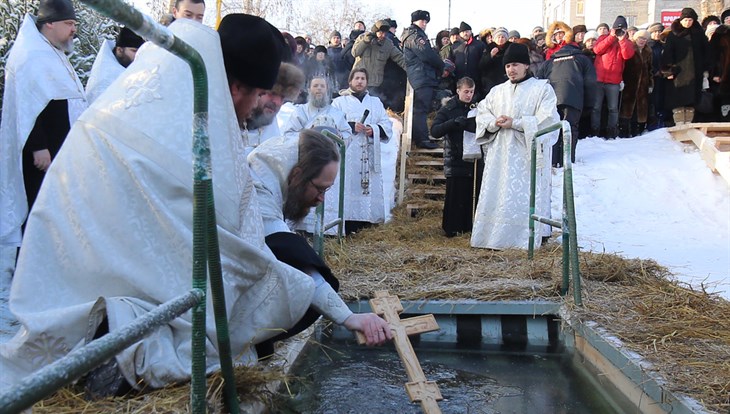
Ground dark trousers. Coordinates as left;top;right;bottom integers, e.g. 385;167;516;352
413;86;435;144
591;82;620;136
553;105;581;167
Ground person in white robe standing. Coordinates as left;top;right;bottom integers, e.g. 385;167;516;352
332;68;397;234
0;0;87;248
85;26;145;104
471;43;560;250
0;15;325;396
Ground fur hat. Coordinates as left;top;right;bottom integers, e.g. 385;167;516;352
450;27;460;36
502;43;530;66
546;21;573;49
37;0;76;24
411;10;430;23
633;30;649;41
218;14;284;90
508;30;521;39
459;21;472;32
647;22;664;33
572;24;587;34
372;20;390;33
583;30;599;41
612;15;628;30
329;30;341;39
116;26;144;49
388;19;398;28
271;63;305;101
680;7;698;21
313;45;327;55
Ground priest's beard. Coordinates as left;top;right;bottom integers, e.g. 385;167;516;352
309;93;330;109
58;38;74;54
246;104;277;130
283;179;312;222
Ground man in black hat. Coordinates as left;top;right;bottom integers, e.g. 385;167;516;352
86;26;145;103
401;9;446;149
0;0;87;248
471;42;559;250
453;21;486;97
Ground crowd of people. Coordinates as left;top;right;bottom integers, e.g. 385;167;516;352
0;0;728;399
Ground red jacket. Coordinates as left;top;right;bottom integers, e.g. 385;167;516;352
593;35;635;84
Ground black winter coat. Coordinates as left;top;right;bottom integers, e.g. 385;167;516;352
479;42;508;95
536;43;597;111
430;97;478;177
401;24;445;89
454;37;487;92
661;19;710;109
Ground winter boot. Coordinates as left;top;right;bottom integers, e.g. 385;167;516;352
672;108;685;125
634;122;646;136
684;107;695;124
618;118;631;138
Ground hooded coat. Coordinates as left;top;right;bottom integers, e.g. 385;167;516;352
661;18;710;109
545;21;573;60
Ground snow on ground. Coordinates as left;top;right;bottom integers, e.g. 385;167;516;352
1;128;728;344
552;129;729;299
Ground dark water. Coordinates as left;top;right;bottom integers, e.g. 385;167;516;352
273;341;627;414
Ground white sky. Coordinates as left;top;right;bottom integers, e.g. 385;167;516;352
380;0;544;40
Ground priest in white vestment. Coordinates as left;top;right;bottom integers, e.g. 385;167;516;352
0;16;317;393
247;128;392;357
471;43;559;250
241;63;304;157
85;26;145;104
280;76;352;234
332;68;398;233
0;2;87;248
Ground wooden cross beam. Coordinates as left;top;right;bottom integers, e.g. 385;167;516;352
355;291;443;414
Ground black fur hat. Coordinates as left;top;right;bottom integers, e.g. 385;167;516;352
680;7;698;21
459;21;472;32
502;43;530;66
411;10;430;23
116;27;144;49
218;14;283;90
612;15;628;30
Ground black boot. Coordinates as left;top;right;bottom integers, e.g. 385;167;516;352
618;118;631;138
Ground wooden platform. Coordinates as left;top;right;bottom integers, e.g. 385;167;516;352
667;122;730;186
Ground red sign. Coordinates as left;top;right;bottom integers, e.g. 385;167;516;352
660;10;682;27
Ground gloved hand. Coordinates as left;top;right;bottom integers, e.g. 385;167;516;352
364;32;376;42
454;116;467;128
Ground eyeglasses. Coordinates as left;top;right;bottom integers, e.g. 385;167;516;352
309;179;332;195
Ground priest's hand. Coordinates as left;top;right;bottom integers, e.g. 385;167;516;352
33;149;52;172
343;313;392;346
495;115;513;129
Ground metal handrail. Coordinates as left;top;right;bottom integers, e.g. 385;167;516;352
0;289;204;413
313;130;347;257
0;1;239;412
528;121;582;305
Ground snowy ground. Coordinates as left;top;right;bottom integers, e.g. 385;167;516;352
1;128;728;343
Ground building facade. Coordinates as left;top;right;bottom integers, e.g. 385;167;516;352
542;0;726;29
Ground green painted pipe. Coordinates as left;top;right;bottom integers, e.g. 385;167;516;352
75;0;240;411
0;289;204;414
314;131;347;257
560;121;582;305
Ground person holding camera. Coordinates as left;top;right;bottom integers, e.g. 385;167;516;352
590;16;635;138
352;19;406;102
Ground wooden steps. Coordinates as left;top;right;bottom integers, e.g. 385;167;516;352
668;122;730;186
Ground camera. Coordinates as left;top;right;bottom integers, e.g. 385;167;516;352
615;28;625;37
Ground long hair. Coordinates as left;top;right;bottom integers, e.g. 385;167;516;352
283;129;340;221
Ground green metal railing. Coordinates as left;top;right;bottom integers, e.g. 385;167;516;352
313;130;347;257
0;1;240;413
527;121;582;305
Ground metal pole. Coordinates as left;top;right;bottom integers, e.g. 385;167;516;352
561;121;582;305
0;289;204;414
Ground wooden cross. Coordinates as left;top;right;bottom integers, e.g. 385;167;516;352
355;290;443;414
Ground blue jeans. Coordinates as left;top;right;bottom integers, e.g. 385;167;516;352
591;82;620;135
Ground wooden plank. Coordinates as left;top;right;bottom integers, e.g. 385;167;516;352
414;160;443;166
669;127;730;186
408;174;446;180
406;188;446;195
